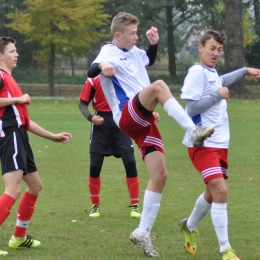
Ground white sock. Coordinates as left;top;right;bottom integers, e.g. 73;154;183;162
163;97;195;136
211;202;230;253
187;193;211;231
137;190;162;237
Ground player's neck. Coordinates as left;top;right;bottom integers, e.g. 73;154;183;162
0;65;12;75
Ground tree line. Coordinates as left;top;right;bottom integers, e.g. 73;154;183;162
0;0;259;96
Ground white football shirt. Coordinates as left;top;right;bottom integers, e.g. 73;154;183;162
181;64;230;148
92;44;150;126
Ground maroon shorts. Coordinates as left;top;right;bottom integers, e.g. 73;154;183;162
188;147;228;183
119;96;164;160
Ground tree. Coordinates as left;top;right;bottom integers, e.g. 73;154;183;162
7;0;109;96
192;0;225;31
253;0;260;36
142;1;204;76
244;41;260;67
102;0;202;77
224;0;245;97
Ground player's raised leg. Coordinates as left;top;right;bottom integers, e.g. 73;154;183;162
138;80;214;147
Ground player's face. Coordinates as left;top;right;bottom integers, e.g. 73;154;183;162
116;24;138;50
198;38;223;68
0;43;18;72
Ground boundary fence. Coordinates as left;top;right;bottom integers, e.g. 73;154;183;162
14;64;260;99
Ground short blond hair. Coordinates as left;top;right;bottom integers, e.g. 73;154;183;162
111;12;139;35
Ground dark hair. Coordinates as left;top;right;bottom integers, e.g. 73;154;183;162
0;37;16;54
200;30;227;46
111;12;139;35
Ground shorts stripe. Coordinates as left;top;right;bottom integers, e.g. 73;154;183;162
12;131;18;169
201;166;228;180
144;136;164;150
0;119;4;137
128;100;150;127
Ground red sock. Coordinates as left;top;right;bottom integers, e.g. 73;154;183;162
0;193;16;226
126;177;139;205
88;176;100;206
14;191;38;238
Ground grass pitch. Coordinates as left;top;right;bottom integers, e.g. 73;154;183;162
1;99;260;259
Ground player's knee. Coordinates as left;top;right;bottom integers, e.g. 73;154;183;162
27;182;43;195
162;171;168;182
153;80;167;91
157;170;168;184
5;186;22;200
218;185;228;197
212;185;228;200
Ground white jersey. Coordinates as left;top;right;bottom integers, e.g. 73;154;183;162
92;44;150;126
181;64;229;148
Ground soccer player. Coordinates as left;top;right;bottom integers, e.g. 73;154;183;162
79;74;148;218
179;29;260;260
0;36;72;256
87;12;214;257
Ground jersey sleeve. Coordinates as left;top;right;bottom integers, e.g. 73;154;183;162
79;78;96;103
181;68;206;101
92;45;113;65
134;46;150;66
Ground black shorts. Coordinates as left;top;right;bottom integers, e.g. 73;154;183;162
89;112;134;158
0;127;37;175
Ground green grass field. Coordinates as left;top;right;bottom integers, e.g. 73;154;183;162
1;99;260;259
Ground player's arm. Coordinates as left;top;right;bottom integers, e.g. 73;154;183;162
183;69;225;117
79;99;93;122
79;79;96;122
246;67;260;82
88;63;101;78
220;67;247;86
0;77;31;107
146;43;158;66
146;26;159;66
28;120;72;144
88;62;116;78
186;93;222;117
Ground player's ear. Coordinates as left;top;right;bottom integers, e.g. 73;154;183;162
114;31;121;40
198;43;203;53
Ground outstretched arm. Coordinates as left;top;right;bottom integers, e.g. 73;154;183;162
28;120;72;144
246;67;260;82
221;67;260;86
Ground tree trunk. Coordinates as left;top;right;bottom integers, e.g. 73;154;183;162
48;43;55;96
224;0;245;98
209;0;216;29
254;0;260;36
166;4;176;77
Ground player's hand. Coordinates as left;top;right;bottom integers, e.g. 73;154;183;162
247;68;260;82
153;112;160;122
92;116;104;126
52;132;72;144
18;94;31;105
217;87;229;99
146;26;159;45
99;62;116;77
